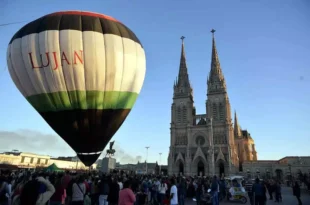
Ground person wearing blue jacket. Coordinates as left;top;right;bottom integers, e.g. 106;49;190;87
252;178;265;205
210;176;219;205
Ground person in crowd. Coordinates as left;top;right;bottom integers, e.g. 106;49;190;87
0;175;11;205
118;180;135;205
61;171;71;190
158;179;167;205
117;178;123;191
245;179;253;205
169;178;178;205
90;177;99;205
107;177;120;205
50;174;65;205
218;177;226;201
71;175;86;205
274;181;282;202
266;179;273;200
293;181;302;205
261;181;267;205
14;175;55;205
251;178;265;205
195;179;202;205
210;176;219;205
98;176;110;205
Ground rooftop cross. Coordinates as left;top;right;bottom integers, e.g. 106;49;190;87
211;29;216;37
180;36;185;41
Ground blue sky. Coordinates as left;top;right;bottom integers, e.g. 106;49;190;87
0;0;309;164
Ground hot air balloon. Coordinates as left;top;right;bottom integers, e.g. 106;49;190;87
6;11;146;166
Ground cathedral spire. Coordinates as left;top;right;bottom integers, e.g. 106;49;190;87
174;36;192;98
234;110;242;138
208;29;227;94
177;36;190;86
210;29;224;80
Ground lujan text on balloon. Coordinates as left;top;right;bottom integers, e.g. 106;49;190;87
28;50;84;70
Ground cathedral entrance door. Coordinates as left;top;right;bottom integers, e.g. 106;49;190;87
219;162;225;177
179;162;184;175
197;161;204;176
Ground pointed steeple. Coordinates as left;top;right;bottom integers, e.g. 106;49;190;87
234;110;242;138
207;29;227;94
174;36;193;99
177;36;190;87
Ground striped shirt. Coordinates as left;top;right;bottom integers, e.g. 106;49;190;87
245;182;253;192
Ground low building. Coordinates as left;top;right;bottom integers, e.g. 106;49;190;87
116;161;160;174
243;156;310;181
0;152;97;170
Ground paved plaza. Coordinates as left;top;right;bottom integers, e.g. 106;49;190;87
186;186;310;205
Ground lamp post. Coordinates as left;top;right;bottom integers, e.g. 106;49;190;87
159;153;162;174
145;146;150;174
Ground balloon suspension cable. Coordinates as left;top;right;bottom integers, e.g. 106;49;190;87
0;21;28;27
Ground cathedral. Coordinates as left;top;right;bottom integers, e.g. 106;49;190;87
168;30;258;177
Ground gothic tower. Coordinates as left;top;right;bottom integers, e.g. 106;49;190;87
234;110;258;171
206;30;239;174
168;37;195;175
168;31;254;176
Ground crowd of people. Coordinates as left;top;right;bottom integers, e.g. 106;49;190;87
0;169;307;205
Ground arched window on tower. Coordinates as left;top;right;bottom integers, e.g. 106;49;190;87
177;107;181;123
182;106;187;123
219;103;224;120
212;103;217;120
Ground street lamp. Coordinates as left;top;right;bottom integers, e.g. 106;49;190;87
145;146;150;174
159;153;162;174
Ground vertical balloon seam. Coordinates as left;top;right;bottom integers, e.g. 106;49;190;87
32;21;49;108
101;19;108;112
47;23;65;110
116;22;125;110
81;15;91;142
76;15;85;110
7;46;23;96
24;33;49;110
17;38;31;97
82;16;88;110
39;23;52;108
9;47;27;97
40;24;58;111
75;15;83;146
91;29;97;138
55;17;67;110
43;30;59;109
58;14;73;111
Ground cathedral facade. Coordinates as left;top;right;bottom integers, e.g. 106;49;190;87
168;31;258;177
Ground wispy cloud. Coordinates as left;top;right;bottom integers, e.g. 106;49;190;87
0;129;142;164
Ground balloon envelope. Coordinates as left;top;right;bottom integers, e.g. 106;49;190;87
7;11;146;166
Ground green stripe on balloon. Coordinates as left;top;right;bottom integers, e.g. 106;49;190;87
26;91;138;112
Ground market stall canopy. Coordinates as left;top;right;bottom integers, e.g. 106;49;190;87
44;163;63;172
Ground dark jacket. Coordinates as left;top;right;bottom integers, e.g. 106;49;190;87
252;183;264;196
99;179;110;195
293;184;301;197
210;180;218;193
107;181;119;203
